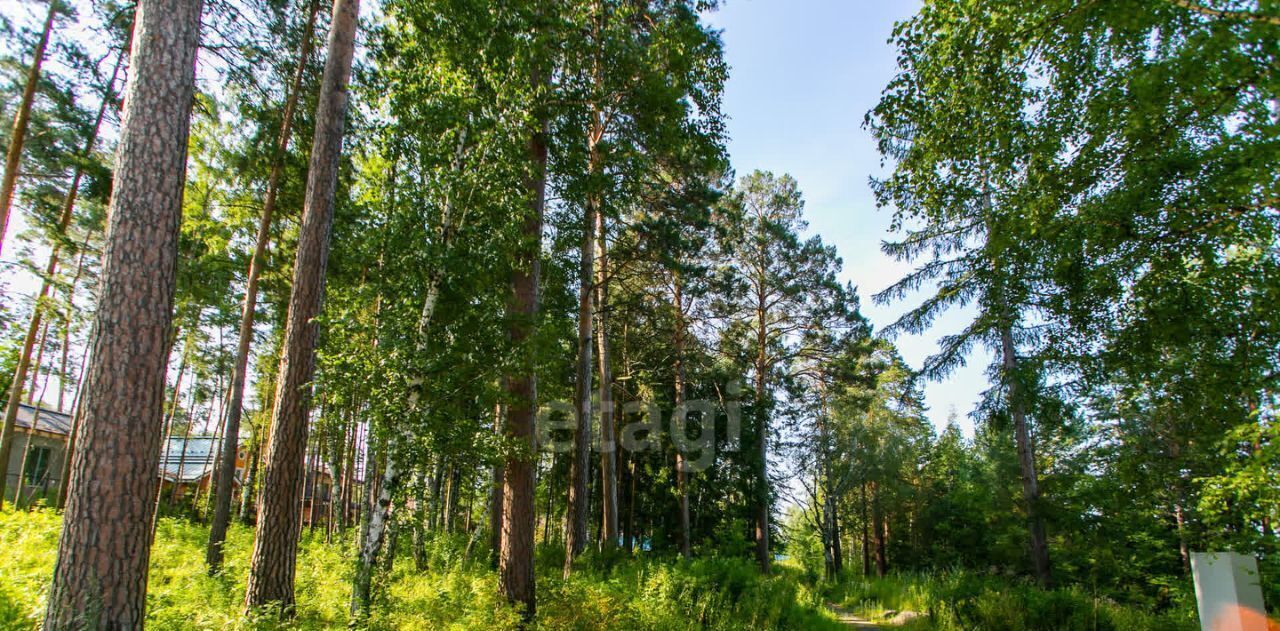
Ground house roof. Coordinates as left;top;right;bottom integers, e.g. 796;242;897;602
160;436;225;483
15;404;73;436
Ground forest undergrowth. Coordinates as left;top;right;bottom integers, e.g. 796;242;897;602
0;508;1222;630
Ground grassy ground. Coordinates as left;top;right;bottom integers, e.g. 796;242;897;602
0;507;848;630
0;507;1218;630
822;571;1201;631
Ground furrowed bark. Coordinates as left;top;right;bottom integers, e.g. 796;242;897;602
673;270;692;559
207;0;320;573
499;72;549;620
595;212;618;551
564;165;596;577
245;0;359;613
43;1;202;626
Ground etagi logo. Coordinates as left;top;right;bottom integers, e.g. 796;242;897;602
535;382;742;473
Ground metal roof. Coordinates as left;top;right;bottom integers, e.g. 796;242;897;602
160;436;223;483
15;404;73;436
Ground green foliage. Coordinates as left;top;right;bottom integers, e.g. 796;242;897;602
535;556;842;630
827;571;1199;631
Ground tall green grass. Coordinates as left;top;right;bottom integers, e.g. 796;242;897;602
0;508;846;630
0;507;1209;630
826;570;1200;631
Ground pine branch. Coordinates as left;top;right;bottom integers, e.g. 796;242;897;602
1167;0;1280;26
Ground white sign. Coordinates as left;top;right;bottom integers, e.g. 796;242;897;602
1191;552;1269;631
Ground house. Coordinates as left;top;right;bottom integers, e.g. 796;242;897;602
301;462;337;526
4;402;354;523
2;404;73;503
158;435;244;502
3;406;249;506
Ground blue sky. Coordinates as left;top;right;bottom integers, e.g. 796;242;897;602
706;0;992;434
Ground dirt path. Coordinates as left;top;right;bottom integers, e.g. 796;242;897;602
826;602;882;629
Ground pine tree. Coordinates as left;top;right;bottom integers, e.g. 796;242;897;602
244;0;359;612
43;1;202;626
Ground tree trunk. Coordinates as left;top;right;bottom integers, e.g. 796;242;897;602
861;482;870;576
381;517;399;573
490;403;505;567
595;212;618;552
412;473;428;570
353;269;447;618
831;499;844;575
822;485;837;579
207;0;319;573
564;164;597;577
499;70;549;620
239;436;261;523
55;328;91;509
871;482;887;577
429;458;444;530
672;271;692;559
42;1;201;626
244;0;358;613
197;400;229;522
56;233;95;413
820;488;835;579
351;437;406;618
625;449;636;553
1174;501;1190;575
16;365;52;506
325;427;342;541
339;415;357;529
26;320;51;405
542;455;553;543
0;0;57;255
353;120;473;614
443;464;457;533
753;355;771;572
1000;323;1052;587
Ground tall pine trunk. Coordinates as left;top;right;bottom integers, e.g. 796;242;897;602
238;435;261;523
207;0;320;573
564;173;596;577
0;0;57;255
499;72;549;620
860;482;870;576
489;403;505;567
595;212;618;551
672;271;692;558
872;481;887;577
244;0;358;612
43;1;202;626
753;335;771;572
1000;323;1052;587
55;324;91;509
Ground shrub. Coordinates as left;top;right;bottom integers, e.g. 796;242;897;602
829;570;1200;631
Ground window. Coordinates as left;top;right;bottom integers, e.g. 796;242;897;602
23;446;51;486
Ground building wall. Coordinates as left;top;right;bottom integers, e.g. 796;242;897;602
4;432;68;503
